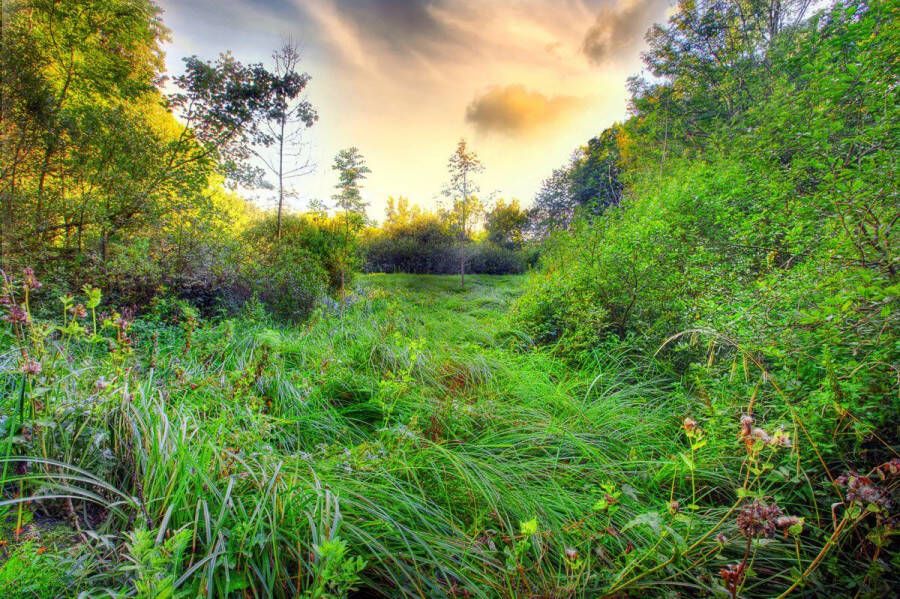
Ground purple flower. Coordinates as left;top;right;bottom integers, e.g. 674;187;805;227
737;500;783;538
4;304;28;325
21;359;42;376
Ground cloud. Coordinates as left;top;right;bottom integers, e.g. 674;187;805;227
581;0;669;65
465;85;589;135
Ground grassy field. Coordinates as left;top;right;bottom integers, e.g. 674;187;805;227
0;274;849;597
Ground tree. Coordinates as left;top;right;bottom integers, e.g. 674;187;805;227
331;147;371;299
569;127;623;212
529;125;622;238
0;0;169;265
530;167;575;237
254;41;317;239
485;199;528;250
443;139;484;288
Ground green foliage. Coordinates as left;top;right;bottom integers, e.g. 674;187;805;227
485;199;528;250
0;542;71;598
242;214;349;320
511;2;899;593
517;0;899;440
365;198;529;275
2;273;898;597
305;538;366;599
120;527;193;598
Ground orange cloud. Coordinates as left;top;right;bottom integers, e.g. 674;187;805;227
465;84;590;135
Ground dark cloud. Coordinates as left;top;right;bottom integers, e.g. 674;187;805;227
581;0;669;65
465;85;588;135
331;0;458;53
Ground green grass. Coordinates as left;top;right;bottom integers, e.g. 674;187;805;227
0;275;875;597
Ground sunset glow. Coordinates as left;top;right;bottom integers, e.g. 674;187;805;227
158;0;671;218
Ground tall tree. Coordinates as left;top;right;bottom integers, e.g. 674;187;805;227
331;147;371;299
255;41;317;239
443;139;483;288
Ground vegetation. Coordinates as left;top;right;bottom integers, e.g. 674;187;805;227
363;197;533;276
1;0;897;597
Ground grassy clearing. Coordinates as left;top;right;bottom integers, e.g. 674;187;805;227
0;274;887;597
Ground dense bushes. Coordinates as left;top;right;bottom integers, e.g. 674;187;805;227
102;210;352;321
515;0;899;466
363;199;531;275
507;4;899;593
365;238;527;275
241;214;352;320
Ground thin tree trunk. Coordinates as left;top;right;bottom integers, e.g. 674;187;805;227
276;116;285;240
460;172;467;288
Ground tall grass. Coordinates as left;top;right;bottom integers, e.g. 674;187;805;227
1;274;895;597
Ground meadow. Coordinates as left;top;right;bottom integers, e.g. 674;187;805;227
2;0;897;596
1;273;891;597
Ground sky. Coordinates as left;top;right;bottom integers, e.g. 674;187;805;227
156;0;672;221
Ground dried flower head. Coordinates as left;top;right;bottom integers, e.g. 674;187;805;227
715;532;728;545
740;414;754;437
22;267;41;290
836;472;892;511
875;458;900;479
21;358;42;376
750;427;771;444
71;303;88;319
769;429;792;448
683;417;698;433
775;515;804;538
737;499;783;538
719;562;746;595
667;500;680;515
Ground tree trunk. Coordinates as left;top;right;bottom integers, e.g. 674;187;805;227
459;172;467;288
276;116;285;240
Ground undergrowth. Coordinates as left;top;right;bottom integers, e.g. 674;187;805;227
0;272;896;597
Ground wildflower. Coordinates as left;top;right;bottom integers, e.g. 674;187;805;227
22;267;41;290
21;358;42;376
715;533;728;545
737;499;783;538
683;417;698;433
775;515;804;538
740;414;754;437
750;427;771;444
71;303;88;319
769;428;792;448
875;458;900;479
667;500;680;515
3;304;28;325
836;472;892;511
95;376;108;391
564;547;579;561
